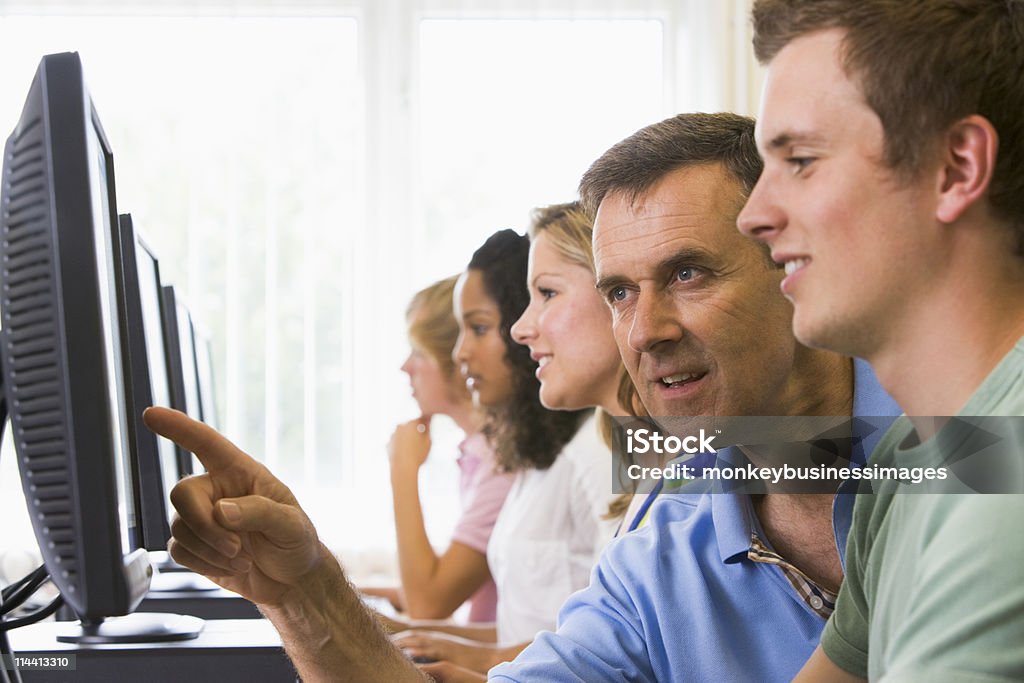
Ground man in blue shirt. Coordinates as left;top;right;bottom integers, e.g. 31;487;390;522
486;113;898;682
145;112;898;682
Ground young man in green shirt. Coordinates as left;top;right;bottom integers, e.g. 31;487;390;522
739;1;1024;680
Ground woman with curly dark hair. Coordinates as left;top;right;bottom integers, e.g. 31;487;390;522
458;228;589;471
453;226;620;646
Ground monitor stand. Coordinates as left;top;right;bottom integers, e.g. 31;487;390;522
55;613;204;644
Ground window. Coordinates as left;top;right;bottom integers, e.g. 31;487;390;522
416;18;664;277
0;1;758;565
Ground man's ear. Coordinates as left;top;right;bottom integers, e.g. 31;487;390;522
935;114;998;224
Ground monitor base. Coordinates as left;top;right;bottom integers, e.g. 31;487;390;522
55;613;204;644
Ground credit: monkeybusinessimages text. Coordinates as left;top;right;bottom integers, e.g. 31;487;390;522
614;416;1024;493
625;462;949;485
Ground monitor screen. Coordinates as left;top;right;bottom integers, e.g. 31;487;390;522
88;122;138;558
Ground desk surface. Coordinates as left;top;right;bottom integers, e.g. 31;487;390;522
9;618;296;682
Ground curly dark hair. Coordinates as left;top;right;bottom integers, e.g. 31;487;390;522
468;229;591;471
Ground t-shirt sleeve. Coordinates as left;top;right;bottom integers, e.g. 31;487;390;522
488;538;656;682
820;578;870;678
450;461;515;555
878;496;1024;682
820;496;871;678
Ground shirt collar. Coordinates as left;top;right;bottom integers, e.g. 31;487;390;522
712;360;901;566
712;477;755;564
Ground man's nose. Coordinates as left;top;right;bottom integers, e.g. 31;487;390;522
627;289;683;353
737;176;787;245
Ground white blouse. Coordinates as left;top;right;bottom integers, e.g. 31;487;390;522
486;415;619;644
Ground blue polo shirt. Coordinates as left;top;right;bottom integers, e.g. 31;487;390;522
489;360;898;682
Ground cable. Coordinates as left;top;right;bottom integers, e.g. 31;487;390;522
0;564;54;683
0;565;46;603
0;595;64;632
0;619;24;683
0;568;49;617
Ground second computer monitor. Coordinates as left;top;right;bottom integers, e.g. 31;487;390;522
116;213;179;550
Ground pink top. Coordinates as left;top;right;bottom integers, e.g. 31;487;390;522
450;432;514;623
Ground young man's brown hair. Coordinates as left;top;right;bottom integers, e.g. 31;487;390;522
752;0;1024;252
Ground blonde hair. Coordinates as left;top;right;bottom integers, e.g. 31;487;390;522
528;202;596;272
407;275;461;380
529;202;643;521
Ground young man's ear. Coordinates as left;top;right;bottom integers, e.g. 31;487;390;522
935;114;998;224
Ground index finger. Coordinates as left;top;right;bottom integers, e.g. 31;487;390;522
143;406;258;475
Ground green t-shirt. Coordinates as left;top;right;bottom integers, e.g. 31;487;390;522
821;338;1024;681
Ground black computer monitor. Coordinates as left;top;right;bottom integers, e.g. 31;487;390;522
193;323;219;431
160;285;204;476
0;52;201;643
119;218;218;587
115;214;176;551
134;236;188;485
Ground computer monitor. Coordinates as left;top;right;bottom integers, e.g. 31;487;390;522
193;323;219;431
160;285;204;476
115;214;176;551
119;221;217;587
0;52;200;643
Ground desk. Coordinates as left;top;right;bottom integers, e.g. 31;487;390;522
8;618;296;682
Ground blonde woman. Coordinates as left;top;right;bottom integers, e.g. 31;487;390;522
365;276;514;622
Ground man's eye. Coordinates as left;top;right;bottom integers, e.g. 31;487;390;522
677;267;697;282
787;157;815;173
609;286;628;303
